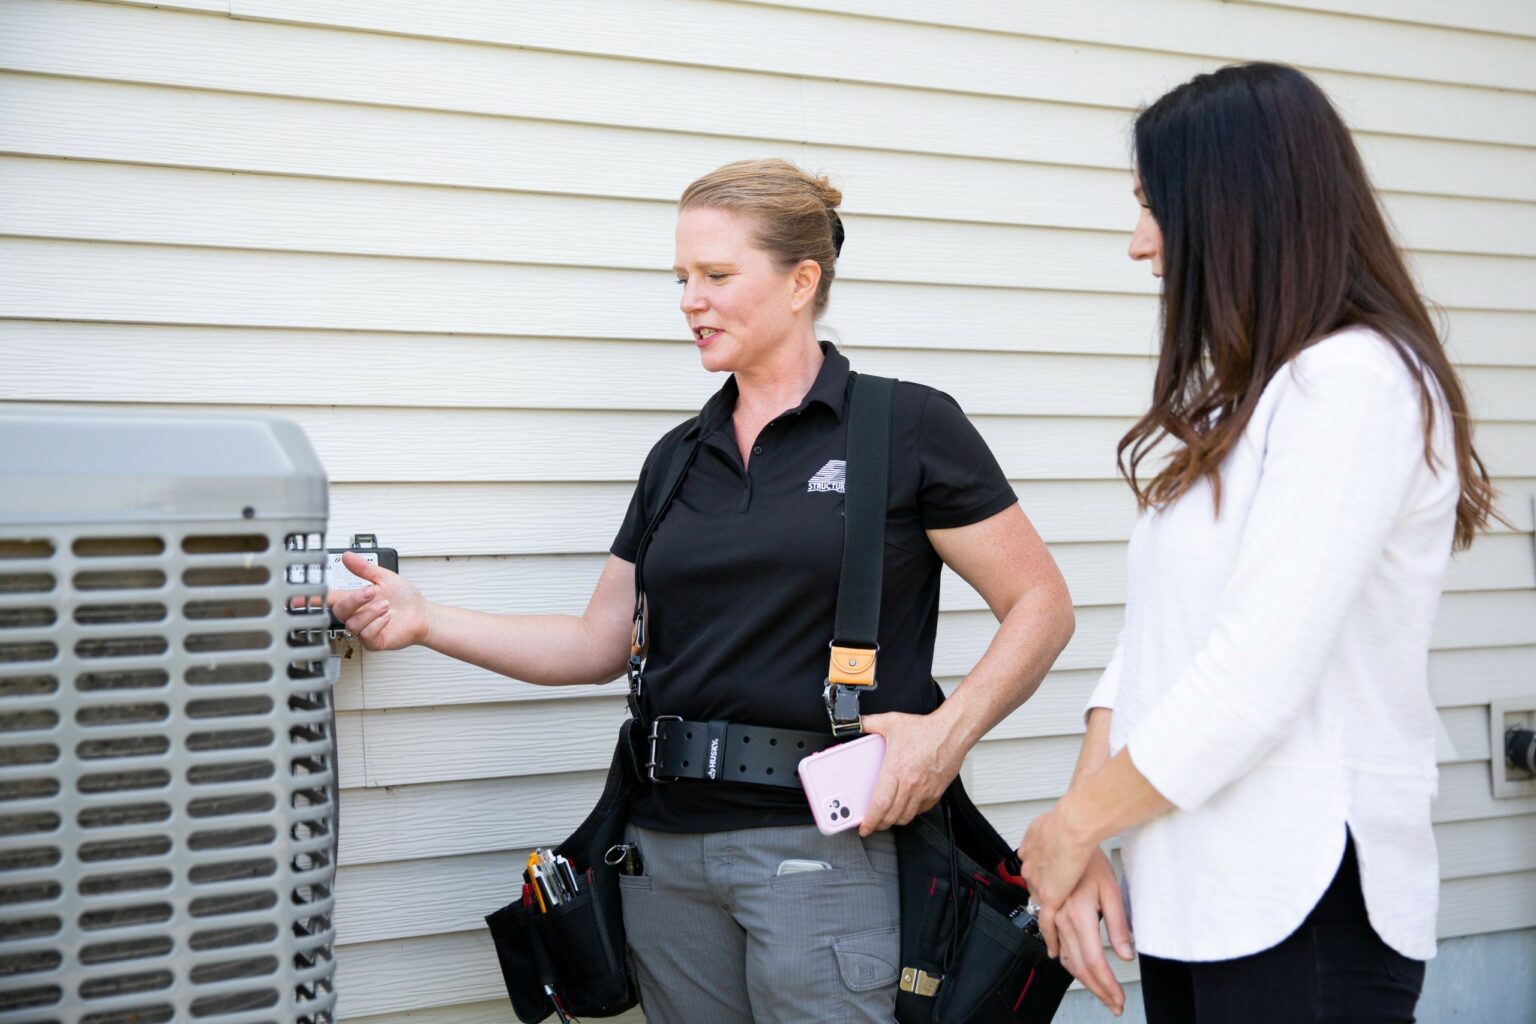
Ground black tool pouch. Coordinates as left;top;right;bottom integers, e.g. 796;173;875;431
894;718;1073;1024
484;722;642;1022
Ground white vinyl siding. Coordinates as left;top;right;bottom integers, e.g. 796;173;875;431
2;1;1533;1019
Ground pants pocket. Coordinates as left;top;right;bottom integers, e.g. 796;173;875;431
858;828;899;878
833;925;901;993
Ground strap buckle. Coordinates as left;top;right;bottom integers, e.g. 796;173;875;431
825;642;877;737
823;682;865;737
646;715;683;783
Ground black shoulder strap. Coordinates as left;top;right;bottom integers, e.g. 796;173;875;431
833;372;894;648
633;432;701;604
628;429;702;671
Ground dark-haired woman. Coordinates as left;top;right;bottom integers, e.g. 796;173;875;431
1017;63;1500;1023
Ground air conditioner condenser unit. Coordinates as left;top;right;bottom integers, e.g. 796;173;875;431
0;407;338;1024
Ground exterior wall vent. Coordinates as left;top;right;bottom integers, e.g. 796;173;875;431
0;408;336;1024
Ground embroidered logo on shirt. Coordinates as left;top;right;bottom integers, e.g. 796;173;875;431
807;459;847;493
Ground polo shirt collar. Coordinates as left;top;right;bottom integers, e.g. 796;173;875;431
687;341;851;438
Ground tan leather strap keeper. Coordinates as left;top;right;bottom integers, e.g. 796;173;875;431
828;644;877;686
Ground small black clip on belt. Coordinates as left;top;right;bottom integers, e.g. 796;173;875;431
646;716;841;788
824;641;878;737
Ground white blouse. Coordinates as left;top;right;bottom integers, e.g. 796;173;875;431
1088;327;1458;962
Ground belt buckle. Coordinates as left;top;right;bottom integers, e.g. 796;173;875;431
646;715;684;783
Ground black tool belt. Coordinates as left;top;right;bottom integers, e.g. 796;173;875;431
645;715;841;788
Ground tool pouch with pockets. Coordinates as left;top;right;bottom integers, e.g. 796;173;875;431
484;721;642;1022
894;708;1074;1023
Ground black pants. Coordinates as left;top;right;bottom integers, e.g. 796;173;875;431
1140;837;1426;1023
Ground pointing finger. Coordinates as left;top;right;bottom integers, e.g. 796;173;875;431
341;551;387;583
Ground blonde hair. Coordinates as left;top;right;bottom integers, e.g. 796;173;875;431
679;158;844;317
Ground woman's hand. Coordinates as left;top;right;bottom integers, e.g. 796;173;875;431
1017;801;1098;957
1051;847;1134;1015
326;551;431;651
857;710;968;835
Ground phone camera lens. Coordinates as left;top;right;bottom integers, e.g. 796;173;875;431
840;807;851;819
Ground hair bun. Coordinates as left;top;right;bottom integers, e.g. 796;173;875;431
815;175;844;211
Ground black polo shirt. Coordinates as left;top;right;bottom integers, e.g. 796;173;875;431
610;343;1016;833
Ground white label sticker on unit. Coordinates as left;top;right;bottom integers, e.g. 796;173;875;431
327;551;378;590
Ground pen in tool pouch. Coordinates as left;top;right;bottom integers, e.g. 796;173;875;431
524;852;551;912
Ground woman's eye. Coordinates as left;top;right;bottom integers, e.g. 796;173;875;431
674;277;687;286
707;273;728;281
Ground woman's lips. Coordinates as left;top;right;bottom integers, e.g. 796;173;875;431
694;327;721;345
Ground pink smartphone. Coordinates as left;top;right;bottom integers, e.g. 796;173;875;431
797;734;887;836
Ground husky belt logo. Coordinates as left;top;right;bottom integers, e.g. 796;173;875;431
707;738;721;779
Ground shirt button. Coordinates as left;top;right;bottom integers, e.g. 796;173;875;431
752;445;763;455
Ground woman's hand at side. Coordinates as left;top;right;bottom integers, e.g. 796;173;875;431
1018;800;1099;956
1052;847;1133;1016
326;551;430;651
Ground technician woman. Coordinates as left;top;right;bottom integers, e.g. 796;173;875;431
330;158;1076;1022
1017;64;1501;1023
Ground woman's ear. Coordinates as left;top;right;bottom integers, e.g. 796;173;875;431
788;258;822;314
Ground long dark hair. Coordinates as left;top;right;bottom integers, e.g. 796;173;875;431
1120;62;1498;550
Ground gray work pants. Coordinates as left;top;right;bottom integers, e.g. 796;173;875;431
618;822;901;1023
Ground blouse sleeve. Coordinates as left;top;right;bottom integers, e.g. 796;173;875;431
1125;342;1434;810
1085;633;1124;718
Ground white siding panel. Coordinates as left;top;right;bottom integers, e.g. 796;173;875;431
0;237;1167;354
6;68;1536;205
333;874;1536;1024
1434;761;1536;824
331;815;1536;947
329;476;1534;565
1;401;1143;484
1238;0;1536;40
9;317;1531;431
17;400;1532;486
1436;817;1536;881
1444;311;1536;367
0;319;1161;415
332;758;1535;871
338;477;1524;555
1439;872;1536;938
1427;646;1536;710
12;153;1535;299
334;930;503;1018
336;852;523;945
334;600;1535;718
173;0;1536;149
735;0;1536;90
1;238;1529;359
338;772;609;867
340;697;632;788
6;150;1534;266
325;479;1146;559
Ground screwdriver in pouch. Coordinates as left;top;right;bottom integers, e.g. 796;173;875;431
531;933;578;1024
